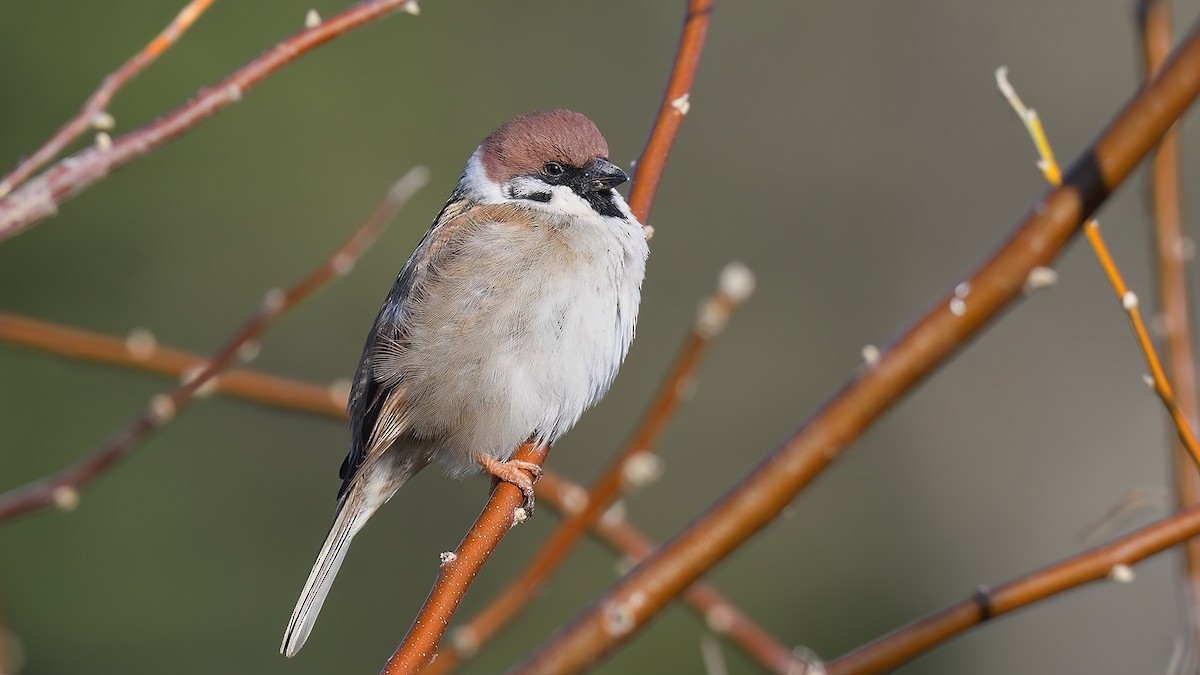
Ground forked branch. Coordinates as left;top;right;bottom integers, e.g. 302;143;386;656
0;0;214;198
0;0;420;243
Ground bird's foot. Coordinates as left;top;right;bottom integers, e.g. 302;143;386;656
478;455;543;515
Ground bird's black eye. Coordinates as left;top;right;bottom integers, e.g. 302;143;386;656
542;162;565;178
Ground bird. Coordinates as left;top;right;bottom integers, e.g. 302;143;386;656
280;109;649;657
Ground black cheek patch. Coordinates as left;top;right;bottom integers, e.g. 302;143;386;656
526;191;552;203
581;188;624;219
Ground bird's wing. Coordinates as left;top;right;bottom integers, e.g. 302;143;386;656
336;196;536;499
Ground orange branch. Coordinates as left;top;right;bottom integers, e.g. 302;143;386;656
627;0;712;223
828;501;1200;674
379;1;715;671
0;168;427;522
998;67;1200;468
0;0;214;199
535;472;802;675
0;311;345;418
1139;0;1200;647
510;17;1200;675
0;0;420;243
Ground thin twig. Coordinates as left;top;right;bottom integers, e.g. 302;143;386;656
0;311;346;418
379;0;710;667
510;17;1200;675
0;0;214;199
0;0;420;243
996;67;1200;469
0;310;793;673
0;168;428;522
379;1;715;671
427;261;754;674
626;0;712;223
1140;0;1200;652
826;501;1200;675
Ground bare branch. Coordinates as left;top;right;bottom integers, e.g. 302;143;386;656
1139;0;1200;650
0;0;420;243
827;502;1200;674
535;472;802;675
0;311;346;418
997;67;1200;468
510;16;1200;675
0;168;428;522
0;0;214;198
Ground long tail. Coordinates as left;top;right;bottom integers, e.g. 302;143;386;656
280;496;378;658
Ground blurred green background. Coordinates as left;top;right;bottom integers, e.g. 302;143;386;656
4;1;1200;673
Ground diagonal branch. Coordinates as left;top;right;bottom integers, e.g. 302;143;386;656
535;472;803;675
0;0;214;199
0;168;428;523
0;0;420;244
510;15;1200;675
826;501;1200;674
996;67;1200;469
380;1;715;672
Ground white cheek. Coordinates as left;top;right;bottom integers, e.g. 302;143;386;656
539;184;607;220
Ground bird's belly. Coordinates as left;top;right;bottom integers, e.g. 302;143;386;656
402;250;639;474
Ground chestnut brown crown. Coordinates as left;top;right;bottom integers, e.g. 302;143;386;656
479;109;611;183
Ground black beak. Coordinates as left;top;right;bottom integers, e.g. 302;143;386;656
578;158;628;192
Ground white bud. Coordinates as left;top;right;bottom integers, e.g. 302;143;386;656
512;507;529;525
148;394;177;425
1122;291;1139;311
670;93;691;115
1025;266;1058;292
451;627;478;657
861;344;881;366
949;298;966;316
92;111;115;130
304;9;321;28
263;287;287;312
1109;563;1135;583
53;486;80;511
237;340;261;363
559;482;588;515
126;328;157;360
622;453;664;489
718;262;756;303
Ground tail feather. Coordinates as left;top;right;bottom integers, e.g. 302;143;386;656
280;498;375;658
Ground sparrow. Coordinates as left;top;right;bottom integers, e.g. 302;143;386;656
281;109;649;657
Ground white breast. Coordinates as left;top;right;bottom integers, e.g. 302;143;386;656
396;206;648;475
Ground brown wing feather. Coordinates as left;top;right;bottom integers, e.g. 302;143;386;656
337;195;541;499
